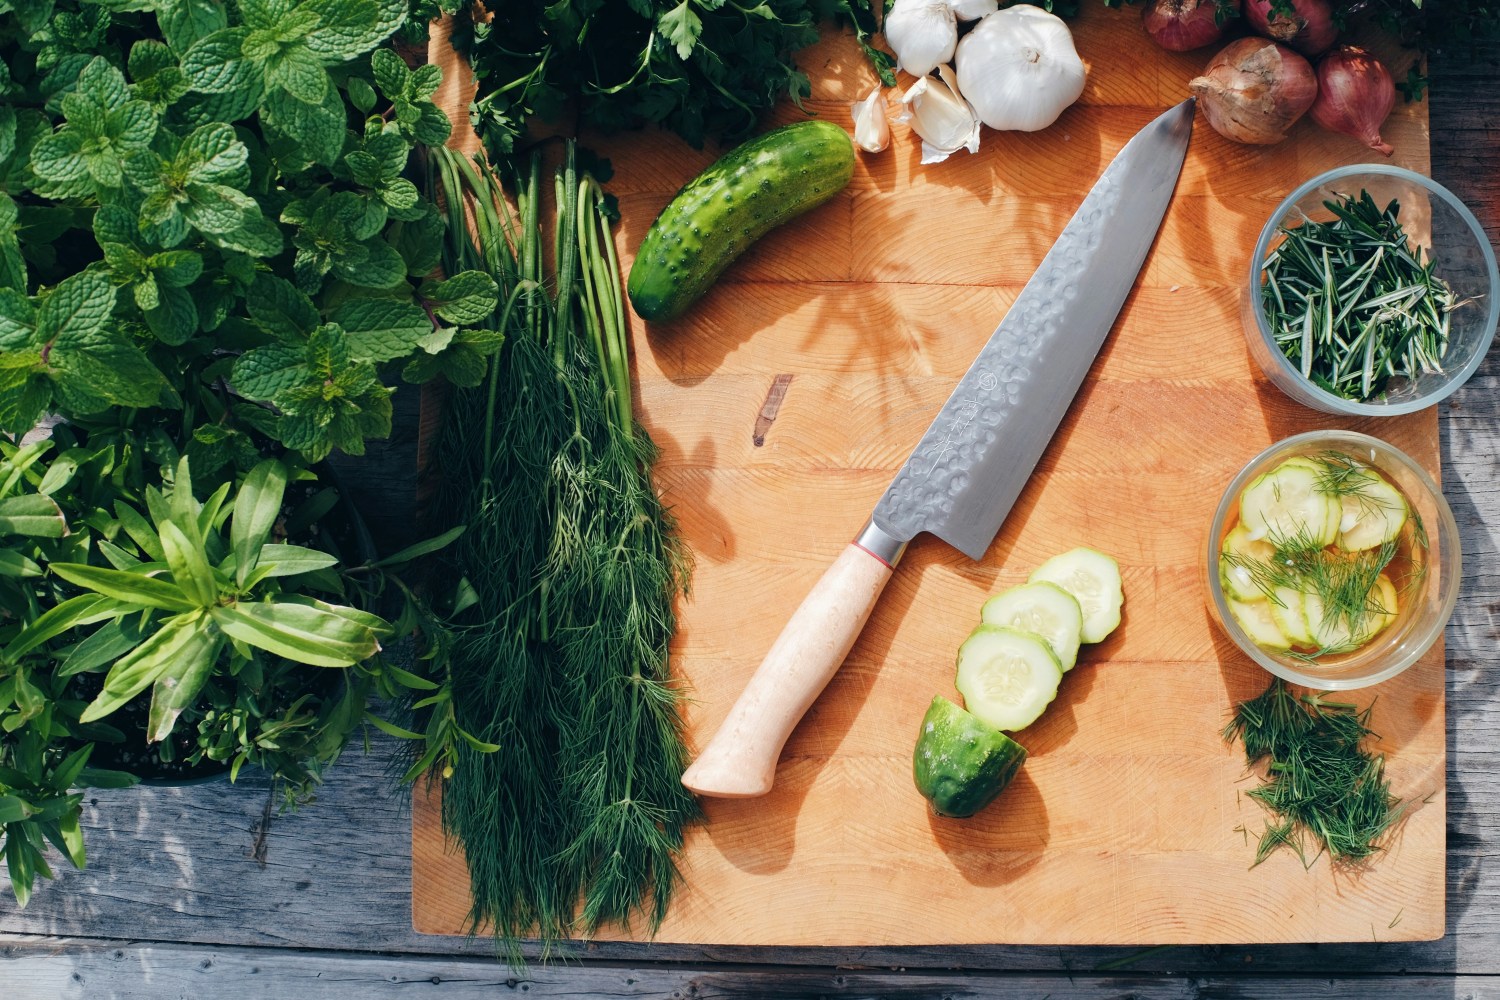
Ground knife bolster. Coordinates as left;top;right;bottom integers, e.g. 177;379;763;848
854;519;909;569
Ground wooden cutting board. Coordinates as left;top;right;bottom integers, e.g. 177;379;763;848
413;8;1444;945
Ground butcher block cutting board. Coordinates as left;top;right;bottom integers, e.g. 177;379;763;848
413;7;1445;945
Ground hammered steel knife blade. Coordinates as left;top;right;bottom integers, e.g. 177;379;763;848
681;98;1197;798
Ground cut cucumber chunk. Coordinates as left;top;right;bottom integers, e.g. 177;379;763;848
1268;585;1314;647
912;695;1028;818
1239;460;1340;550
1303;591;1373;654
955;625;1064;733
1227;597;1292;651
980;581;1084;671
1335;468;1408;552
1028;547;1124;643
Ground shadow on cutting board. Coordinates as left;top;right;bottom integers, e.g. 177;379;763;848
927;769;1048;887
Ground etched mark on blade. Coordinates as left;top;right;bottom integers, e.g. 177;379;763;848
875;169;1122;539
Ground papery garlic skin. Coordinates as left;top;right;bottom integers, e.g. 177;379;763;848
884;0;999;78
955;5;1087;132
852;86;891;153
898;64;981;164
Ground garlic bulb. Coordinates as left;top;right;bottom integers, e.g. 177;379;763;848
898;64;981;164
851;86;891;153
883;0;999;78
955;5;1087;132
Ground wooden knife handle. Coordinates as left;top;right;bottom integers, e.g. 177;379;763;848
681;541;896;798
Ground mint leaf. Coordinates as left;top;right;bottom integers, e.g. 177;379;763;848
180;123;250;186
263;85;347;166
37;271;115;345
231;344;308;401
144;287;199;346
330;296;431;362
401;327;503;387
421;270;498;325
0;194;24;294
246;275;318;337
304;0;403;60
180;28;253;94
332;238;406;289
158;0;230;54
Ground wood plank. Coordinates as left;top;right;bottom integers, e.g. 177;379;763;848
9;939;1500;999
412;5;1452;948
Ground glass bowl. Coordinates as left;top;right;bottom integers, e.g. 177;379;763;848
1243;164;1499;416
1205;430;1460;690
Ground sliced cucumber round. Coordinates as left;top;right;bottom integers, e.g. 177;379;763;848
1268;585;1314;648
955;625;1064;733
980;581;1084;671
1335;468;1408;552
1227;596;1292;651
1303;591;1373;654
1219;524;1275;602
1239;460;1341;550
1027;547;1124;644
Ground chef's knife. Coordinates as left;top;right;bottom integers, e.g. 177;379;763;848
681;98;1197;798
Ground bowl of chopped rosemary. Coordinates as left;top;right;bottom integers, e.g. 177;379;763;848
1206;429;1461;690
1244;164;1499;415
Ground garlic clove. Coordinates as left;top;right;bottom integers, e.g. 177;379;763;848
898;64;981;164
948;0;1000;19
884;0;958;78
851;85;891;153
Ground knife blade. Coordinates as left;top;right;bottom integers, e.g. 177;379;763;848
681;98;1197;798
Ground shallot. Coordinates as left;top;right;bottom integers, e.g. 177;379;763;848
1309;45;1396;156
1142;0;1239;53
1244;0;1338;57
1189;37;1317;145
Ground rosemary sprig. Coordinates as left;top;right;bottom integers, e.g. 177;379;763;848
1261;190;1458;402
1224;679;1406;866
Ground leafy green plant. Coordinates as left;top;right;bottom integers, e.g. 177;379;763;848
0;0;500;463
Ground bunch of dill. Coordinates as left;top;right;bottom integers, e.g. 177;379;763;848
422;144;698;964
1224;679;1406;868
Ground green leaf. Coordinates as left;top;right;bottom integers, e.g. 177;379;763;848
369;47;408;97
230;459;288;587
4;594;121;661
254;543;340;577
347;76;377;114
57;813;86;869
231;345;306;401
659;0;703;60
115;502;165;561
210;601;379;667
59;617;149;677
180;122;249;186
35;271;114;345
371;523;464;568
0;796;32;824
144;287;199;346
263;86;346;166
79;613;212;724
279;593;391;634
304;0;399;60
0;495;66;537
49;745;93;793
180;28;251;94
50;564;198;612
0;551;43;578
75;767;139;789
158;520;218;607
330;296;431;362
49;339;170;412
147;630;222;742
6;832;37;908
269;48;330;105
422;270;498;325
158;0;230;54
332;239;406;289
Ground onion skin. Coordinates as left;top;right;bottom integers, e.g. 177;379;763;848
1143;0;1240;52
1244;0;1338;57
1310;45;1396;156
1189;37;1318;145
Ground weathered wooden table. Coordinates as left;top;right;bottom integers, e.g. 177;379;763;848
5;40;1500;1000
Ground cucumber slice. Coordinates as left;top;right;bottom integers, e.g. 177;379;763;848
1371;573;1399;632
1028;547;1124;643
912;695;1028;818
955;625;1064;733
1335;468;1408;552
1239;460;1340;550
1268;585;1314;647
979;581;1084;671
1219;524;1275;602
1303;591;1372;654
1227;596;1293;651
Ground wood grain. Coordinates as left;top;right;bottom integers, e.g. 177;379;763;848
412;7;1449;948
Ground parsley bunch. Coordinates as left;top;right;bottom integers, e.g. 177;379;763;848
0;0;500;466
455;0;891;156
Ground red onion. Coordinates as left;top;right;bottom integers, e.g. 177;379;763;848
1245;0;1338;57
1189;37;1318;145
1143;0;1241;52
1310;45;1396;155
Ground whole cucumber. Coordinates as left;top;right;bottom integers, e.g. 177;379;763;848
627;120;856;322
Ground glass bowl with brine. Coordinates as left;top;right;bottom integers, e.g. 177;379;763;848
1206;430;1460;690
1244;164;1499;415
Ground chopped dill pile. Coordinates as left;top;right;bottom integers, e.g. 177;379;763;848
1224;679;1406;867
